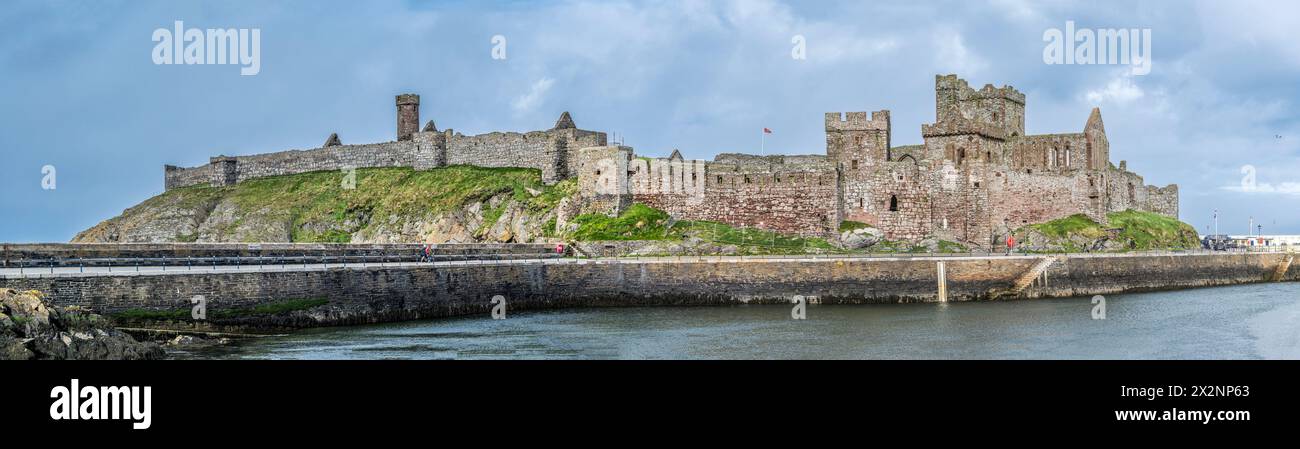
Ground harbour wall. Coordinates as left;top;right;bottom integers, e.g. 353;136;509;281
1;252;1294;329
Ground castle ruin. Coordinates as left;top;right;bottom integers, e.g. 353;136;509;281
163;74;1178;247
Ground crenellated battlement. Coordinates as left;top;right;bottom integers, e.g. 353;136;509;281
825;110;890;132
936;74;1025;104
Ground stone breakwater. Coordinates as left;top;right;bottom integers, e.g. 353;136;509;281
0;252;1294;331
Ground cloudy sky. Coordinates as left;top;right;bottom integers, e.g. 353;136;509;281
2;0;1298;241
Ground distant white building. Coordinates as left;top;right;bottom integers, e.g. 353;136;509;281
1216;235;1300;247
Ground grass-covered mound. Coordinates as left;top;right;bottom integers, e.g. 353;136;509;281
223;166;571;242
1020;210;1199;252
78;166;574;243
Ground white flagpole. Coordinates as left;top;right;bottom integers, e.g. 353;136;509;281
761;129;765;155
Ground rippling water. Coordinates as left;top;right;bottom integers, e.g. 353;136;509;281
187;282;1300;360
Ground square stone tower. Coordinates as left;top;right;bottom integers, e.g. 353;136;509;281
396;94;420;141
826;110;890;223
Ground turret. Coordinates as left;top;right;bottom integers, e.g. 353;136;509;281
396;94;420;141
825;110;891;163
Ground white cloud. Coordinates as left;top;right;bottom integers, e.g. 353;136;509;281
1084;74;1145;104
933;29;986;76
512;77;554;114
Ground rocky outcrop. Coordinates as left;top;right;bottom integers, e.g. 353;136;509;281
0;289;164;360
839;227;884;249
1017;227;1123;253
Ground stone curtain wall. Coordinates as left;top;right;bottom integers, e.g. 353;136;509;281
163;164;214;190
987;168;1091;233
164;127;608;190
165;141;417;189
621;154;840;236
5;253;1294;327
228;142;419;183
447;132;552;169
446;128;605;184
642;168;840;236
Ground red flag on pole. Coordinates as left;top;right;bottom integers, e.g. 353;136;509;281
763;128;772;134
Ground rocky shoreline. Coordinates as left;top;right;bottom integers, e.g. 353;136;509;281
0;288;165;360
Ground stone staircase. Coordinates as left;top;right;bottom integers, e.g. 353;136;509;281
990;257;1058;299
1272;255;1293;282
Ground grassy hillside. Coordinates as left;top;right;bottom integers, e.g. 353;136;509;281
78;166;573;243
1021;210;1199;252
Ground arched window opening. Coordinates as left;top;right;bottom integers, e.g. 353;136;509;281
889;195;899;212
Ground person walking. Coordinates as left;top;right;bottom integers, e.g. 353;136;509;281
1005;233;1016;256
